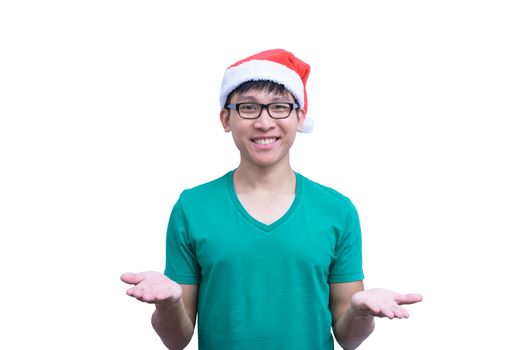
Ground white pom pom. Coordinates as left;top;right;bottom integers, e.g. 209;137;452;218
299;117;315;133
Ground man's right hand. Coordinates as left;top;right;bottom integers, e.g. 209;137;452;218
120;271;182;305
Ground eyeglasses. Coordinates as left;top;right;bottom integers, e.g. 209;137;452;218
227;102;299;119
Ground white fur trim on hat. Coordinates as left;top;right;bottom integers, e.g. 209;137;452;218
219;59;305;109
299;117;314;133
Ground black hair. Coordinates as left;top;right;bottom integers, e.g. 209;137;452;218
224;80;297;106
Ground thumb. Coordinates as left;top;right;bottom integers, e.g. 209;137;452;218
120;272;146;285
396;293;423;305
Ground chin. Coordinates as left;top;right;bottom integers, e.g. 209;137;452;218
252;156;286;168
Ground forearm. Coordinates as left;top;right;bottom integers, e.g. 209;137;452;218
333;309;375;350
151;299;194;350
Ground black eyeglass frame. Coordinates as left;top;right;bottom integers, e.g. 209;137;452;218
226;102;299;119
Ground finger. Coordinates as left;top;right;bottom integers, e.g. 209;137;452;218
131;287;144;299
126;286;155;304
379;306;395;319
141;291;156;303
120;272;146;285
391;306;409;319
396;293;423;305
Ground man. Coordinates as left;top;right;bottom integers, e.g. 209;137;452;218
121;49;422;350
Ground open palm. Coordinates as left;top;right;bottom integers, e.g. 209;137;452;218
351;288;423;319
121;271;182;305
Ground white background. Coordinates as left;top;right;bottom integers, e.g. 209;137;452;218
1;1;523;349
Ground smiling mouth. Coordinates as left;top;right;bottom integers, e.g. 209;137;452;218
252;137;279;145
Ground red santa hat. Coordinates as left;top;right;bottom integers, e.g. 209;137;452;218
219;49;314;133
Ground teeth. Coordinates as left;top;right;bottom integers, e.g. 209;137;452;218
254;138;277;145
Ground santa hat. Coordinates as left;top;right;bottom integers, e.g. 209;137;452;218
219;49;314;133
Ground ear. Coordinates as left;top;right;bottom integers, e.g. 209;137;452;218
220;108;231;132
296;108;306;131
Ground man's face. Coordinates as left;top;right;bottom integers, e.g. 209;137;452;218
220;88;305;169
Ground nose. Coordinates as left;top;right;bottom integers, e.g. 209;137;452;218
253;107;276;130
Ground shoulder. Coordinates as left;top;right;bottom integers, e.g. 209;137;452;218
297;172;358;216
298;173;355;205
178;171;232;207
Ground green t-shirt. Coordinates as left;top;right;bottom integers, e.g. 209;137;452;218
165;170;364;350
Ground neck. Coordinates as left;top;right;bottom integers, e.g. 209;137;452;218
234;160;295;194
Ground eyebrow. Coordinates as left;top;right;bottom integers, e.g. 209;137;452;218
235;94;292;102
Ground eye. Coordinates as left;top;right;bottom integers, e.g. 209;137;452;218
270;103;291;112
238;103;259;112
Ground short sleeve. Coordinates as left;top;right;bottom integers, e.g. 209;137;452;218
328;200;364;283
164;198;201;284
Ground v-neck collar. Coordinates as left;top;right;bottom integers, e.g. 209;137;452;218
226;169;302;233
